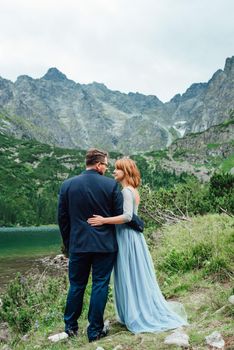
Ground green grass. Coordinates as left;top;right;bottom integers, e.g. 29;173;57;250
220;153;234;172
217;117;234;128
154;214;234;288
143;149;169;160
207;143;220;149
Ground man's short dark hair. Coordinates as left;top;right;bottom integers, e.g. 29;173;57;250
86;148;108;166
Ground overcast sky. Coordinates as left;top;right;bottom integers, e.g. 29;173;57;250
0;0;233;102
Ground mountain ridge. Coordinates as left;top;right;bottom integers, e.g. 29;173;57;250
0;56;233;153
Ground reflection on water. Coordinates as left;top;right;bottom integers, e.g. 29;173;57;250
0;226;62;292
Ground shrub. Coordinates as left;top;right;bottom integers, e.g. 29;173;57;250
208;173;234;213
209;172;234;197
159;242;213;275
0;273;68;334
139;173;234;229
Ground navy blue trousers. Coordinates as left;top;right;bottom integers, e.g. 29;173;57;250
64;252;117;340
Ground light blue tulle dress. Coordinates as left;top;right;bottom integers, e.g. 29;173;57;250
114;187;188;333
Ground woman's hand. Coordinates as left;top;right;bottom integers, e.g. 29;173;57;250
87;215;105;226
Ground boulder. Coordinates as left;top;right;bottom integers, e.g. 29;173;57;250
205;331;225;349
164;328;190;347
48;332;68;342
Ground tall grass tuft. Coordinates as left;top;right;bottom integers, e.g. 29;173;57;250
155;214;234;282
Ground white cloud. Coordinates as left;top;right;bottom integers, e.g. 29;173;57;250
0;0;233;101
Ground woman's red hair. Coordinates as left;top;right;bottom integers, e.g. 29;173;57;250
115;158;141;188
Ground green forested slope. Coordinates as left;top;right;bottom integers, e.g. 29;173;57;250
0;131;233;226
0;131;194;226
0;133;86;225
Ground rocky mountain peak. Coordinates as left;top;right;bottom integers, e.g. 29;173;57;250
0;76;13;86
224;56;234;74
92;81;107;88
181;82;207;100
169;93;181;104
42;67;68;81
16;75;34;83
87;82;108;92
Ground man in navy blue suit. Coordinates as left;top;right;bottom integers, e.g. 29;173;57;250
58;148;123;342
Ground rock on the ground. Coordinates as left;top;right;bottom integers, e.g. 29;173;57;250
205;331;225;349
39;254;68;269
1;346;12;350
164;328;190;348
103;319;110;333
113;345;123;350
96;347;105;350
228;295;234;304
0;322;10;343
21;334;29;341
53;254;67;263
48;332;68;342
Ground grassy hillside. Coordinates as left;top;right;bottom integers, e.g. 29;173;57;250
0;131;193;226
130;118;234;183
167;118;234;175
1;214;233;349
0;126;233;226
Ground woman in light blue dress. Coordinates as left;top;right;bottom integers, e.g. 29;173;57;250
88;158;187;333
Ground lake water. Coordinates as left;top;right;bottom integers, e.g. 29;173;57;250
0;226;62;292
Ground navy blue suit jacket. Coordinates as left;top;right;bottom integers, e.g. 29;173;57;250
58;169;123;253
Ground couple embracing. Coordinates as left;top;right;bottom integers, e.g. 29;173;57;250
58;148;187;342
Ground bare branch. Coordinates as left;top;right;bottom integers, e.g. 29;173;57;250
219;207;234;218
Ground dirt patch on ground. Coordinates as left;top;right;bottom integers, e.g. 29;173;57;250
224;335;234;349
181;288;208;309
